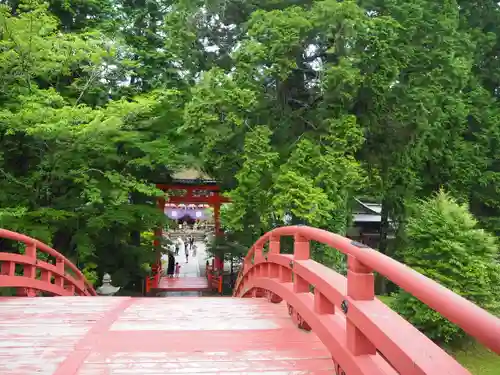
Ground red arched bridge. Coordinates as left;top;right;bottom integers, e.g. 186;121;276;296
0;226;499;375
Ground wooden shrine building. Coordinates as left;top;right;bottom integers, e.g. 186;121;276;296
346;198;394;248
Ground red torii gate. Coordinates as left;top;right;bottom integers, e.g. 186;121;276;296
157;184;230;235
151;173;230;283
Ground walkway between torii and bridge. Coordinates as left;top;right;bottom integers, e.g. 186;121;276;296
0;227;499;375
156;240;211;296
146;238;223;296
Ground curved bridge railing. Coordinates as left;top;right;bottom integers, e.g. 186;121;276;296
233;226;500;375
0;229;96;296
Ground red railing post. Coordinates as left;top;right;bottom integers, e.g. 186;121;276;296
66;282;76;295
1;257;14;275
347;255;375;300
269;235;280;254
24;242;36;277
314;289;335;314
293;234;309;260
54;257;65;288
346;255;376;356
254;244;264;262
244;256;251;272
268;236;281;278
150;264;160;289
279;265;292;283
293;234;309;293
254;244;265;277
40;268;51;284
22;242;37;296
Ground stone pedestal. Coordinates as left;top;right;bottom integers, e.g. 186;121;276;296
96;273;120;296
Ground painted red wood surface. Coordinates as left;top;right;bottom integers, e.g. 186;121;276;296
3;226;499;375
0;296;333;375
157;276;210;291
234;226;500;375
0;229;96;296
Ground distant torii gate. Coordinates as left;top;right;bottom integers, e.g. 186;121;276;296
153;181;230;276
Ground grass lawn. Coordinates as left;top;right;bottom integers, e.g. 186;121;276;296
452;344;500;375
376;295;500;375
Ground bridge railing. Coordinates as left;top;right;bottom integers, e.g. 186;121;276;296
233;225;500;375
145;263;162;294
206;264;223;294
0;229;96;296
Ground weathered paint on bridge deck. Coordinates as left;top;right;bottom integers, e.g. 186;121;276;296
0;297;333;374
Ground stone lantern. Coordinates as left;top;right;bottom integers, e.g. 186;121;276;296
96;273;121;296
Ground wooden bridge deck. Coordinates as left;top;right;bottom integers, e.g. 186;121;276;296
0;297;333;375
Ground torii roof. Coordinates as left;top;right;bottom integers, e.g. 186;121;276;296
171;168;217;185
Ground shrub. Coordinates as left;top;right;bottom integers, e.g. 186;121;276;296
392;190;500;345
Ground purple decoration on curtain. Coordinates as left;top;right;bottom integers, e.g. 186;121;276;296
164;208;208;220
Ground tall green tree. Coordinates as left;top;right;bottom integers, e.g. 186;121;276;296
392;191;500;344
224;125;278;244
0;3;184;291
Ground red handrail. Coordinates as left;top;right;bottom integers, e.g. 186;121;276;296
0;228;96;296
234;225;500;375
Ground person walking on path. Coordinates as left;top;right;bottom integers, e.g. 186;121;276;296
175;237;183;255
175;262;181;277
185;241;189;263
167;252;175;278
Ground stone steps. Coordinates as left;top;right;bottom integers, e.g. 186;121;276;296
168;231;207;242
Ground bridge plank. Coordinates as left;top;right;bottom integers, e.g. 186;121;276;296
0;297;333;375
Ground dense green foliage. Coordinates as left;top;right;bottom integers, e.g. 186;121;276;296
0;2;183;290
392;191;500;344
0;0;500;347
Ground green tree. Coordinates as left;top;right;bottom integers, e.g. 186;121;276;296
224;125;278;245
0;3;183;292
1;0;115;31
392;190;500;345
